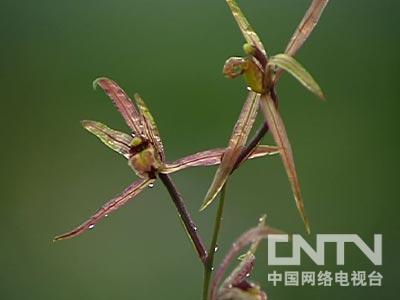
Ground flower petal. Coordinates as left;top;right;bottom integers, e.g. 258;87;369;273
226;0;266;56
54;178;154;241
269;54;325;100
284;0;330;57
260;94;310;233
81;120;132;158
133;93;165;160
275;0;330;82
161;145;279;174
93;77;144;136
200;91;260;211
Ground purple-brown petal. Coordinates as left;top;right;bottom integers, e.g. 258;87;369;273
161;145;279;174
259;94;310;233
275;0;330;82
54;178;154;241
201;91;260;211
93;77;143;136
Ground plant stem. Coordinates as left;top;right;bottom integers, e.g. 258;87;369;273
158;173;208;264
202;183;228;300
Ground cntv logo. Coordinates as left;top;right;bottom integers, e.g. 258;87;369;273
267;234;382;266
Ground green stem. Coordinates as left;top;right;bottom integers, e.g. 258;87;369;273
202;183;228;300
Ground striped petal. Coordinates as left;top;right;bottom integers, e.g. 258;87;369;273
81;120;132;158
259;94;310;233
200;91;260;211
93;78;144;136
226;0;266;56
134;93;165;160
161;145;279;174
54;178;154;241
275;0;330;82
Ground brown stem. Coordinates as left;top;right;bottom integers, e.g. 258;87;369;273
158;173;208;264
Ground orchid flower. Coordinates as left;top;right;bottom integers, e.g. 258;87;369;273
202;0;330;234
54;78;279;241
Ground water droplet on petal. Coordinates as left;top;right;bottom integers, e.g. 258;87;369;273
246;86;252;91
211;267;214;271
105;214;109;217
214;246;219;252
246;273;250;278
88;224;95;229
148;183;154;188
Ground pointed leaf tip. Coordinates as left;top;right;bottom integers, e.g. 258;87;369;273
80;120;90;128
269;54;325;100
92;77;108;90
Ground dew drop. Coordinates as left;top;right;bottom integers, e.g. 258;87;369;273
88;224;95;229
105;214;109;217
193;226;198;231
214;246;219;252
211;267;214;271
246;273;250;278
148;183;154;188
246;86;252;91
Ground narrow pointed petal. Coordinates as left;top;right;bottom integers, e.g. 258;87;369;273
226;0;266;56
81;120;132;158
133;93;165;160
260;94;310;233
276;0;330;82
201;92;260;211
269;54;325;100
54;178;154;241
163;148;226;173
284;0;330;57
93;77;144;135
162;145;279;174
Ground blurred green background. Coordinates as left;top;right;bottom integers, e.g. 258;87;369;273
1;0;398;299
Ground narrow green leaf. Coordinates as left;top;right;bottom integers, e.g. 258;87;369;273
260;94;310;233
269;54;325;100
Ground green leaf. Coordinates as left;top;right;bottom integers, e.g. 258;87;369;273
269;54;325;100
